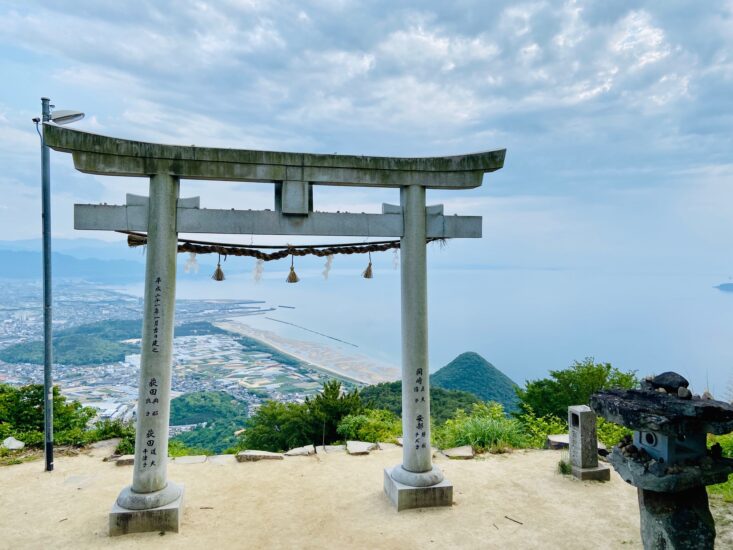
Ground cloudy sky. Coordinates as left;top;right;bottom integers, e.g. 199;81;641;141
1;1;732;387
0;0;730;274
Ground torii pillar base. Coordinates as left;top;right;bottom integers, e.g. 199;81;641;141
383;467;453;511
109;484;185;536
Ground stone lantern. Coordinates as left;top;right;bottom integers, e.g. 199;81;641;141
590;372;733;549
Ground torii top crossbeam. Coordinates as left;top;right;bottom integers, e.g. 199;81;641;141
43;123;505;188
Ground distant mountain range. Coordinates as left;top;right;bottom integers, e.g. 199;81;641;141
0;237;394;282
0;250;144;282
431;352;519;411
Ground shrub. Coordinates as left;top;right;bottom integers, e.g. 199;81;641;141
596;418;632;448
116;436;134;456
337;409;402;443
517;407;567;448
435;402;527;452
90;419;135;442
87;419;136;455
558;459;572;475
709;433;733;458
707;432;733;503
168;439;211;457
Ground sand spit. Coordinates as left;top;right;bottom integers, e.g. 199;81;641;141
216;320;399;385
0;442;657;549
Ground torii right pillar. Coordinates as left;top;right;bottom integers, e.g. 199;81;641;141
384;184;452;510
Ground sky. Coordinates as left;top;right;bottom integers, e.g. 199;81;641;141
0;1;732;387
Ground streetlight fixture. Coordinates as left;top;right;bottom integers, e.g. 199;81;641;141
33;97;85;472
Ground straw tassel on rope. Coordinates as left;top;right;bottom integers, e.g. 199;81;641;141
362;251;373;279
286;254;299;283
212;254;225;281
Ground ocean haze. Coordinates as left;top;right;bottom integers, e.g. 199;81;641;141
2;237;730;394
120;264;732;397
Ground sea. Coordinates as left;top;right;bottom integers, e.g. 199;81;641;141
120;265;733;397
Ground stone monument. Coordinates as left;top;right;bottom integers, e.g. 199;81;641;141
43;122;506;530
568;405;610;481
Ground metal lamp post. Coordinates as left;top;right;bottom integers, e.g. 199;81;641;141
34;97;84;472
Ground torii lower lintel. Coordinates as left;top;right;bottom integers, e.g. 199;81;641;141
74;196;482;238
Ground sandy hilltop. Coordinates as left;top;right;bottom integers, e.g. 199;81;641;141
3;443;732;548
0;441;648;549
216;320;400;385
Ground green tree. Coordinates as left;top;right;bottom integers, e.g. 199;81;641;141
236;380;363;452
0;384;95;433
306;380;362;445
0;384;96;446
337;409;401;443
515;358;637;419
239;401;312;452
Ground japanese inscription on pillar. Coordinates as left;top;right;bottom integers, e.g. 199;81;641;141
141;377;160;469
414;367;427;450
152;277;162;353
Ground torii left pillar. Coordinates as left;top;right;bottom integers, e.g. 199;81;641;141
110;173;184;535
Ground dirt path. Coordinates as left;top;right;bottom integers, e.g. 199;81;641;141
0;443;655;549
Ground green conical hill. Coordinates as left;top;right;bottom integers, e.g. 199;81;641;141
431;352;519;411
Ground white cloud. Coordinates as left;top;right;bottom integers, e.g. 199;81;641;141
611;11;670;69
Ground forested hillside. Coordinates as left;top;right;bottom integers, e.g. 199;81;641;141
360;381;481;423
0;320;227;366
170;391;248;453
431;352;519;411
0;319;141;365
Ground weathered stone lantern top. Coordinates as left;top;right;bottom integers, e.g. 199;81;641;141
590;371;733;494
590;387;733;437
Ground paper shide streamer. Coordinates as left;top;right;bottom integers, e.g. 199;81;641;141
322;255;333;280
253;259;264;283
183;252;199;274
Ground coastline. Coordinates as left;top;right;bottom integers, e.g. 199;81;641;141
215;319;399;386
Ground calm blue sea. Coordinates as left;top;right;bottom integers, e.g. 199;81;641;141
124;266;733;396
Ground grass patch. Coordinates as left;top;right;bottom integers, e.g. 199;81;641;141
707;433;733;503
435;402;528;453
708;478;733;503
0;448;41;466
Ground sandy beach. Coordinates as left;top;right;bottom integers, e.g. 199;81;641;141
217;320;400;385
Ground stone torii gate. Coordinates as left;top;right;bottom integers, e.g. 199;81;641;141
44;123;505;534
